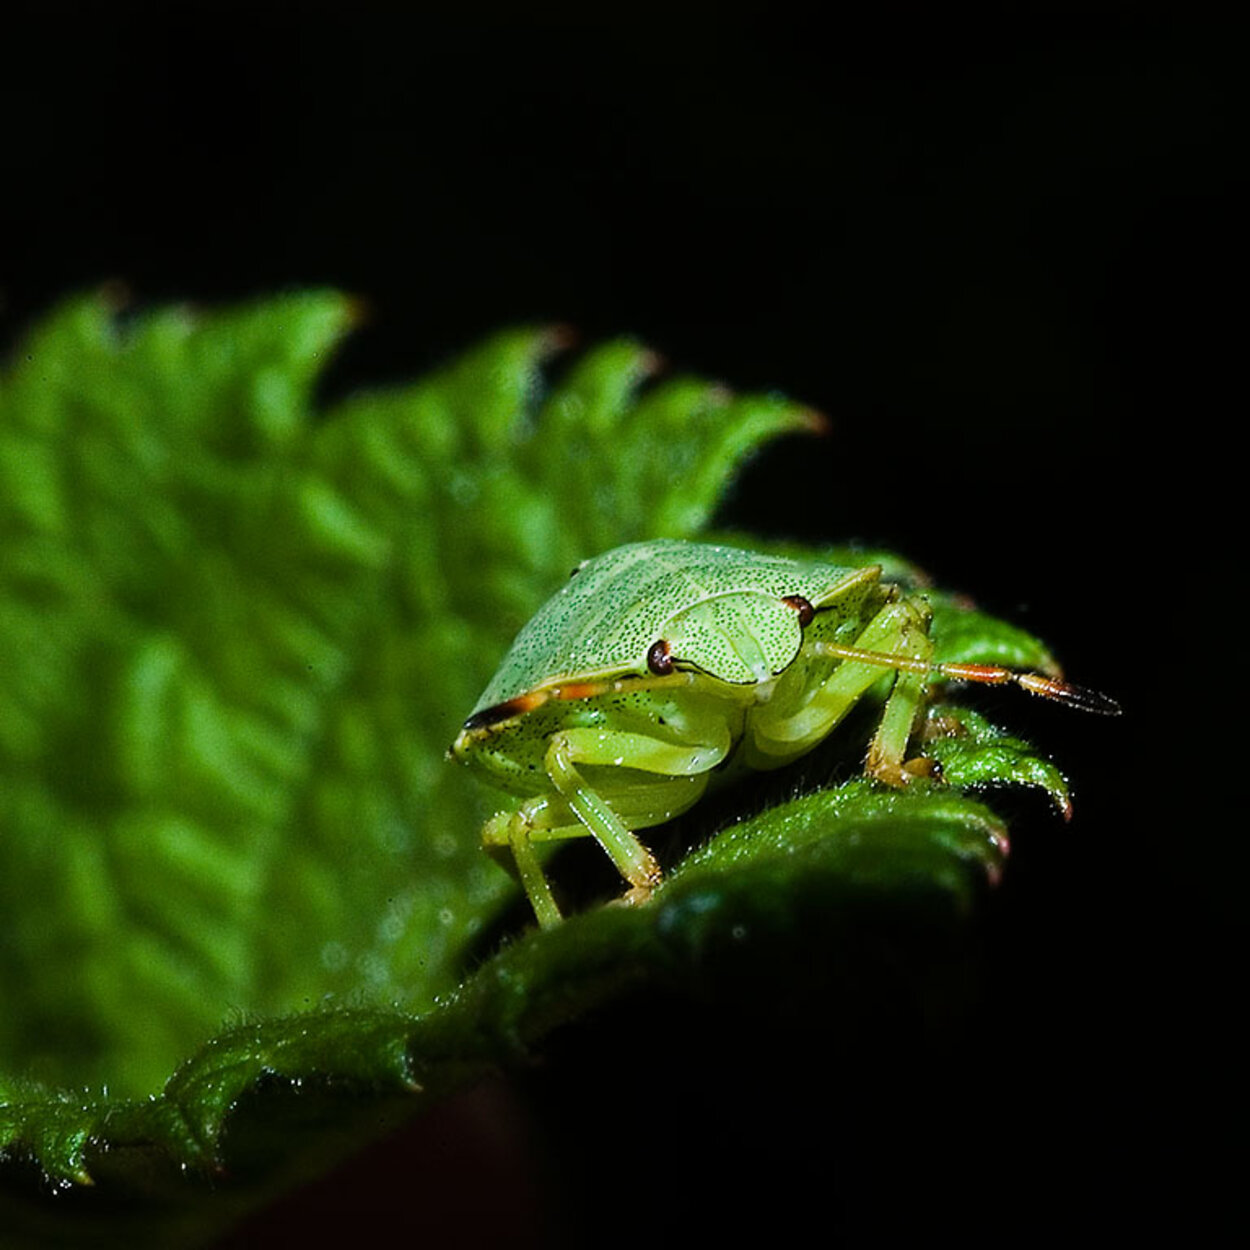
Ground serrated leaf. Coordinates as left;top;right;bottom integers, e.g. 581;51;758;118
0;779;1016;1203
0;292;1092;1237
924;704;1072;817
0;292;814;1102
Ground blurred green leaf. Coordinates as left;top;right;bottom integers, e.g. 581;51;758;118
0;293;1079;1238
0;777;1012;1193
0;291;813;1091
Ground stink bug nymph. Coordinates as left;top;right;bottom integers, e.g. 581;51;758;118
449;539;1117;927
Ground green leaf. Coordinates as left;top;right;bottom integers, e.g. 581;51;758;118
0;292;810;1085
924;704;1071;819
0;779;1012;1193
0;292;1082;1238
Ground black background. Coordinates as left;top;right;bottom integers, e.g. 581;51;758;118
4;6;1237;1245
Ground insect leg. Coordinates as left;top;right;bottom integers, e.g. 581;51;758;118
543;733;661;898
481;808;564;927
550;727;729;776
484;800;666;928
544;725;732;899
482;740;723;926
508;819;563;929
862;625;934;786
747;596;932;763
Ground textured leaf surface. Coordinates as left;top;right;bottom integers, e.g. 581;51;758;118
0;293;1079;1238
0;779;1014;1202
0;295;816;1100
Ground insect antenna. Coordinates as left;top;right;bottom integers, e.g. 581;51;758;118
808;643;1121;715
939;663;1122;715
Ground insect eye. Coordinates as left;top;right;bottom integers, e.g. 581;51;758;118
647;640;674;675
781;594;815;627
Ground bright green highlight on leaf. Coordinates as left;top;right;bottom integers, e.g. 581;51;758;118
0;292;815;1100
0;292;1081;1214
0;775;1013;1191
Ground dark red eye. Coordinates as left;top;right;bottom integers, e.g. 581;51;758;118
647;640;674;675
781;594;815;627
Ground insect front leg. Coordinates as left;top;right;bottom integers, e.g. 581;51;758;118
748;594;936;780
810;595;938;784
545;726;730;902
482;806;565;929
863;658;934;785
485;725;730;925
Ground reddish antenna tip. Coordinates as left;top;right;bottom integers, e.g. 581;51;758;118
97;279;133;312
799;406;832;436
540;322;580;352
636;346;667;376
342;293;374;327
1017;674;1122;716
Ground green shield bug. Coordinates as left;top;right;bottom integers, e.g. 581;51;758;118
450;539;1118;927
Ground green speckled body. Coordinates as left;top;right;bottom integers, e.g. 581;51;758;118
472;539;878;709
450;538;1110;927
455;539;893;798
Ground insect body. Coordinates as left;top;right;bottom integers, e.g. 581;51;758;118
450;539;1115;927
